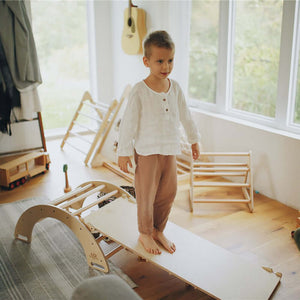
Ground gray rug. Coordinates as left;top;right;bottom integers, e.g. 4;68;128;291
0;197;136;300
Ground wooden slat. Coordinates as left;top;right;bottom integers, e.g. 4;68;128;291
200;152;250;156
194;182;250;188
69;132;92;144
177;160;191;170
50;184;93;205
193;172;247;177
193;162;248;167
78;111;103;122
60;185;105;209
194;167;249;172
193;198;250;204
65;141;87;155
73;121;97;133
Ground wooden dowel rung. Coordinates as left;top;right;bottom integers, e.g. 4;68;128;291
69;132;92;144
72;190;118;216
200;152;250;156
50;184;93;205
105;245;123;259
177;173;190;181
65;141;87;155
194;167;249;172
177;169;185;174
193;162;247;167
194;182;249;187
95;235;106;243
177;160;191;169
194;172;247;177
61;184;106;209
73;121;97;133
84;101;109;110
193;198;250;204
78;111;103;122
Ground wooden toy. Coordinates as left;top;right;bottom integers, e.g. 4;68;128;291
61;85;131;166
0;152;50;189
15;180;280;299
177;150;254;213
63;164;71;193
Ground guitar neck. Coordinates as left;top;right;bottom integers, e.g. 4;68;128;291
128;0;137;19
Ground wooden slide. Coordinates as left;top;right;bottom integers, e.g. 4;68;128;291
15;181;281;300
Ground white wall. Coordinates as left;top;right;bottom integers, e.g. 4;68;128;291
192;110;300;209
89;0;300;210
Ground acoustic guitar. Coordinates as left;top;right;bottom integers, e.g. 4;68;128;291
121;0;147;55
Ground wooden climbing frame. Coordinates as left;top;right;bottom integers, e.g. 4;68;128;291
14;180;135;272
177;150;254;213
14;180;280;299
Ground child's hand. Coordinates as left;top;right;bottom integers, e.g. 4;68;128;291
118;156;132;173
191;143;200;160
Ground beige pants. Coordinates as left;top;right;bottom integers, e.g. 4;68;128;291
134;151;177;235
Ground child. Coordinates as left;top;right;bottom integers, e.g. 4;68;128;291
118;31;200;255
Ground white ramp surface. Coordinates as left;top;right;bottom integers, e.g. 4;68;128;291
85;198;280;300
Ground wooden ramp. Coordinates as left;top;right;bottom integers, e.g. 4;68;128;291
85;197;281;300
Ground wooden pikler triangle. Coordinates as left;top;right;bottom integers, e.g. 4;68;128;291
85;197;281;300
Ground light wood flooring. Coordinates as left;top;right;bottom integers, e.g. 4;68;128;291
0;139;299;300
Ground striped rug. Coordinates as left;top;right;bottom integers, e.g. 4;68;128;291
0;197;136;300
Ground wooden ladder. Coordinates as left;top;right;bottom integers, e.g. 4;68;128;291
60;91;118;165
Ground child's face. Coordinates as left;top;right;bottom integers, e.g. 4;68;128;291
143;46;174;80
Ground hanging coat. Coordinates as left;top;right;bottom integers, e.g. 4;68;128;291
0;0;42;89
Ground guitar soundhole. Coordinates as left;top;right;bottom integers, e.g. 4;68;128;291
128;18;132;27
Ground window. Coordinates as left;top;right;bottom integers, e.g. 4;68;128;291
189;0;219;104
232;0;283;118
31;1;90;130
188;0;300;135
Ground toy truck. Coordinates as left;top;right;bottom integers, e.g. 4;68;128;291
0;152;50;190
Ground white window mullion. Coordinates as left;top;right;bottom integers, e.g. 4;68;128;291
216;0;234;114
276;0;298;131
287;1;300;130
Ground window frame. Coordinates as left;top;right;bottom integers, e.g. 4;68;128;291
188;0;300;137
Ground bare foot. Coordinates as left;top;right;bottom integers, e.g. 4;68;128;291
138;233;161;255
153;230;176;254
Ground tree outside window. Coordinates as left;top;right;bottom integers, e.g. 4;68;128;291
31;1;90;130
189;0;219;104
232;0;283;118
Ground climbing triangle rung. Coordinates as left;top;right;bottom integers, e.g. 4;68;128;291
69;132;92;144
73;121;97;134
65;141;87;155
78;111;103;123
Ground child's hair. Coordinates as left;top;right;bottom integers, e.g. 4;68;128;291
143;30;175;58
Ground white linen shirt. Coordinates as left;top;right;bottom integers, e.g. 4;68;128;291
117;79;200;156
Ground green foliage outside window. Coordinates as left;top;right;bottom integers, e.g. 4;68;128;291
232;0;282;118
189;0;289;121
31;1;89;130
189;0;219;104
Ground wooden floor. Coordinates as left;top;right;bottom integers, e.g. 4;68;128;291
0;139;299;300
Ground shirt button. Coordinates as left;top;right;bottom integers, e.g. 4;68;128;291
163;98;166;101
166;108;168;112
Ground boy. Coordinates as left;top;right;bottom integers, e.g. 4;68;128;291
118;31;200;255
